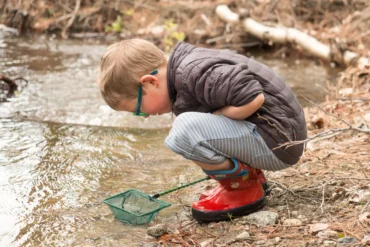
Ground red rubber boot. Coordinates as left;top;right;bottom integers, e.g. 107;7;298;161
199;168;268;200
192;159;265;222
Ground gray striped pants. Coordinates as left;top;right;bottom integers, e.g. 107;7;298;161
164;112;290;171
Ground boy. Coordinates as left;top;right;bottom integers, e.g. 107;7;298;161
98;39;307;222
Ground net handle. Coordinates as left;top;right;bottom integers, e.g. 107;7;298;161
151;176;210;198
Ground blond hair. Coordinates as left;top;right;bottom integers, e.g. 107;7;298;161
98;39;166;110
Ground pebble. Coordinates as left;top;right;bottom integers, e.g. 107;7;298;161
362;235;370;245
274;237;281;243
309;223;329;233
236;231;250;240
200;239;214;247
283;218;302;226
256;240;265;245
364;112;370;122
338;87;353;96
243;211;279;226
323;240;336;246
147;224;168;238
337;237;356;244
359;212;370;223
317;230;338;239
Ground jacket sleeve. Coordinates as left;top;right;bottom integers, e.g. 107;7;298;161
184;63;263;109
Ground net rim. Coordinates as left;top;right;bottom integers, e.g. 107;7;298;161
102;189;171;217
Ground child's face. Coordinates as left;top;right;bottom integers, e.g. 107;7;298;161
117;70;172;117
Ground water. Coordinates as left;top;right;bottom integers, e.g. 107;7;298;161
0;33;340;246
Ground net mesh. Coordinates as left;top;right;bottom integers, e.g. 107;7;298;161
103;189;171;225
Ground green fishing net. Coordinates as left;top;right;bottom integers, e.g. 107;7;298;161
103;189;171;225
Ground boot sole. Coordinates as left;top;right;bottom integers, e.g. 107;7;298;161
192;196;266;222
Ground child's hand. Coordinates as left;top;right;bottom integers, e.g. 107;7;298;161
212;93;264;120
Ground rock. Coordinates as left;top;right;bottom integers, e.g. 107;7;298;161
362;235;370;245
256;240;265;245
272;187;284;194
200;238;214;247
208;222;222;229
349;191;370;203
147;224;168;238
242;211;279;226
364;113;370;122
274;237;281;243
309;223;329;233
150;25;164;36
283;218;302;226
337;237;356;244
359;212;370;223
236;231;250;241
291;211;298;217
338;87;353;96
323;240;336;246
0;24;19;35
317;230;338;239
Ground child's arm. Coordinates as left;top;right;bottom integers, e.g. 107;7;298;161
213;93;264;120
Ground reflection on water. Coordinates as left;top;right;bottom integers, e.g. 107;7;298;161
0;120;187;246
0;33;340;246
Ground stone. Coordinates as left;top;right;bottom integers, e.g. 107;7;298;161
338;87;353;96
291;211;299;217
349;191;370;203
274;237;281;243
362;235;370;245
337;237;356;244
309;223;329;233
317;230;338;239
364;113;370;122
359;212;370;223
323;240;336;246
200;239;214;247
256;240;265;245
283;218;302;226
243;211;279;226
150;25;164;36
147;224;168;238
236;231;250;241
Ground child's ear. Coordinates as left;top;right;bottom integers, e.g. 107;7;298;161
140;75;159;86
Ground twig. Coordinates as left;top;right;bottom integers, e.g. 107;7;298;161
338;97;370;101
320;182;327;214
121;0;156;11
334;177;370;181
274;95;370;149
197;227;217;238
360;199;370;214
301;95;352;127
61;0;81;39
286;199;291;218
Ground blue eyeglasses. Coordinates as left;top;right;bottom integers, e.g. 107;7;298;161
133;69;158;117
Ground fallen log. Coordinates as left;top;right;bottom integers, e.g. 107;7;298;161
215;5;370;68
